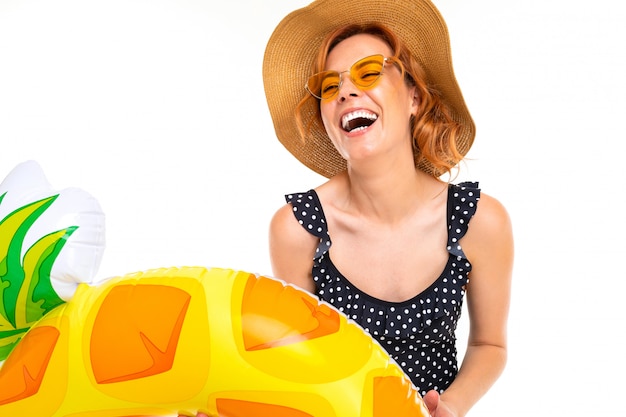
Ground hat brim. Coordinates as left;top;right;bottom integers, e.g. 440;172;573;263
263;0;475;178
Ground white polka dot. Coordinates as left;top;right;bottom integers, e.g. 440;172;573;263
288;185;478;393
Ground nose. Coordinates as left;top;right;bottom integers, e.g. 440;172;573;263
337;73;360;102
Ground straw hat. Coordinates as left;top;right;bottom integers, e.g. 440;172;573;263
263;0;474;178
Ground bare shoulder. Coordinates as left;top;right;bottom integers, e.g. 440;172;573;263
473;191;512;235
269;202;318;292
463;191;514;262
270;202;301;238
269;202;319;256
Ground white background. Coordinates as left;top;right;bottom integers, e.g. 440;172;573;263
1;0;624;415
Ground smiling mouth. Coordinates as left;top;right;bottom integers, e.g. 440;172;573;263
341;110;378;133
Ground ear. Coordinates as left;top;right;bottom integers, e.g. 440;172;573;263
409;86;420;116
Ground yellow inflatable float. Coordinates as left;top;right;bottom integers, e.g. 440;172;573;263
0;266;430;416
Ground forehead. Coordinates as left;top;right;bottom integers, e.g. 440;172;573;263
325;34;393;70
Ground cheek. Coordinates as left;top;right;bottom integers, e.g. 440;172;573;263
384;86;417;120
319;106;346;154
320;105;337;136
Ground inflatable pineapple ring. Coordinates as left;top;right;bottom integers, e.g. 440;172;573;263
1;267;430;416
0;161;105;363
0;162;430;416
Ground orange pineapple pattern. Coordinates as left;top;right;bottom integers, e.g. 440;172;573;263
0;266;430;416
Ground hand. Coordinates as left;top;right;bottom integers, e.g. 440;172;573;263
423;390;457;417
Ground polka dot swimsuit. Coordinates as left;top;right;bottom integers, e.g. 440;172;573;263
285;182;480;396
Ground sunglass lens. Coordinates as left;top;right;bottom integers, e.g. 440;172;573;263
307;71;340;100
352;55;385;88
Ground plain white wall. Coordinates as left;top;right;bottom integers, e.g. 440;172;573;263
1;0;624;415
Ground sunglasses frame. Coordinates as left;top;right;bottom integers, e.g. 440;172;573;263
305;54;401;101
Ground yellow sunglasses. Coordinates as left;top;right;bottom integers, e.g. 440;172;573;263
305;54;400;101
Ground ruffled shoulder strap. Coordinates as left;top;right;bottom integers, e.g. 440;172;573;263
285;190;331;261
446;181;480;259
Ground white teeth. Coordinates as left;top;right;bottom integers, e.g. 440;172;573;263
341;110;378;131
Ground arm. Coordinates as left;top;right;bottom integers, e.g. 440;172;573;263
427;193;514;417
269;202;319;292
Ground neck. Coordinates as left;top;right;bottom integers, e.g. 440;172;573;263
335;162;446;224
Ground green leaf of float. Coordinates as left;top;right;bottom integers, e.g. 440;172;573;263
0;192;8;324
19;227;75;326
0;310;14;331
0;193;75;362
0;334;22;362
0;195;58;327
0;324;26;363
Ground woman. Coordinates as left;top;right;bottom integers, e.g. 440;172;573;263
186;0;513;416
264;1;513;416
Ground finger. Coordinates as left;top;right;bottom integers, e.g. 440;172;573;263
423;390;440;413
